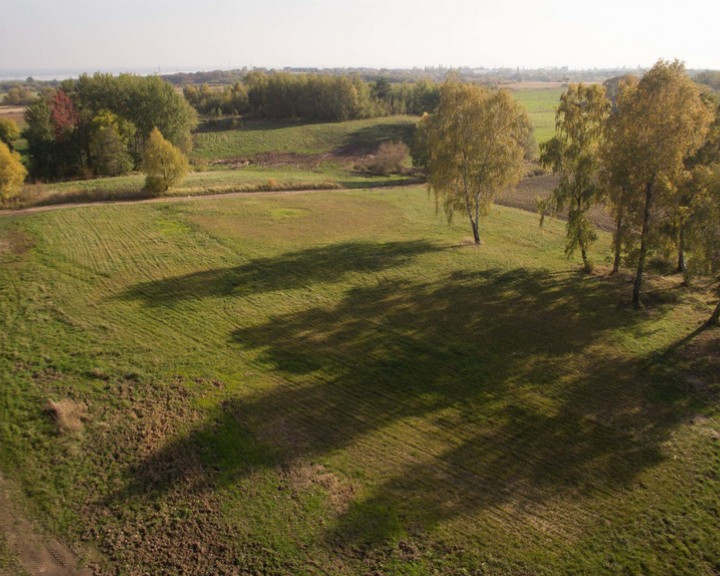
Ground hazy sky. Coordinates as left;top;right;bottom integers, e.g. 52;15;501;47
2;0;718;72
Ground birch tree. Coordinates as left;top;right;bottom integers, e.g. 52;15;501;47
425;80;531;245
606;61;712;308
539;83;610;272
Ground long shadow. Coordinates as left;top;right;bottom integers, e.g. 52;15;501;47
120;240;442;306
197;118;322;134
335;122;416;155
113;266;698;548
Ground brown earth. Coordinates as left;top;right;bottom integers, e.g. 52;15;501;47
0;473;93;576
0;106;25;124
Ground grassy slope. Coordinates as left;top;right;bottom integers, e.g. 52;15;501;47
1;188;719;575
193;115;418;158
192;91;560;162
15;116;420;207
21;167;414;208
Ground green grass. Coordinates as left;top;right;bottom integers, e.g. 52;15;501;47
15;166;417;208
194;115;418;159
1;188;719;574
512;87;564;144
193;95;560;162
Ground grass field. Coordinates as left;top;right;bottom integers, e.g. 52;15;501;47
192;90;560;162
511;87;564;144
11;116;421;208
193;115;418;159
1;188;719;575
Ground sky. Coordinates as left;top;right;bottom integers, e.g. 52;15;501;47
1;0;718;74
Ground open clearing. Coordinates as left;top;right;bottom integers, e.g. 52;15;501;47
0;106;25;125
1;186;719;575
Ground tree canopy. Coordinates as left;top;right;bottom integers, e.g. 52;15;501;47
0;118;20;150
0;141;27;205
602;60;713;308
425;80;531;245
23;74;197;180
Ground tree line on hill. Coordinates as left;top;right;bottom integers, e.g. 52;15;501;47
183;72;441;120
13;72;440;182
419;61;720;323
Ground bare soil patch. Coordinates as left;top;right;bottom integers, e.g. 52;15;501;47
0;106;25;124
81;380;246;575
0;473;93;576
500;173;615;231
0;227;34;262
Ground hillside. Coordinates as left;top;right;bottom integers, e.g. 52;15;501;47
1;188;719;575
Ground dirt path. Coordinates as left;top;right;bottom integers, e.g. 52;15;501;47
0;178;556;221
0;472;94;576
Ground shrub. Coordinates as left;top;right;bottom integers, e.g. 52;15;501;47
367;141;409;176
142;128;189;195
0;118;20;149
0;141;27;205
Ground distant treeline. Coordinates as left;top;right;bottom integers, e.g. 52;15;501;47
183;72;441;121
163;66;702;87
695;71;720;92
23;73;196;180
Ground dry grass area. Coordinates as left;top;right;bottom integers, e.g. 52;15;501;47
0;106;25;124
44;400;87;434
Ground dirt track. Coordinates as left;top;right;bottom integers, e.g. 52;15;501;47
0;473;93;576
0;176;563;221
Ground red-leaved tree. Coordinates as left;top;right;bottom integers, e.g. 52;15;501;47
50;90;78;141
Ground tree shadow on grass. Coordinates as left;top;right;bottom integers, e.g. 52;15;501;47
113;264;707;562
119;240;442;306
335;121;416;155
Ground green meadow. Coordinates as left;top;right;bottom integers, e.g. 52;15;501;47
512;87;564;144
193;115;418;158
1;187;718;574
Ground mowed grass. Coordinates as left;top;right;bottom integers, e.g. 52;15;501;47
193;115;418;159
1;188;719;575
512;87;564;145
